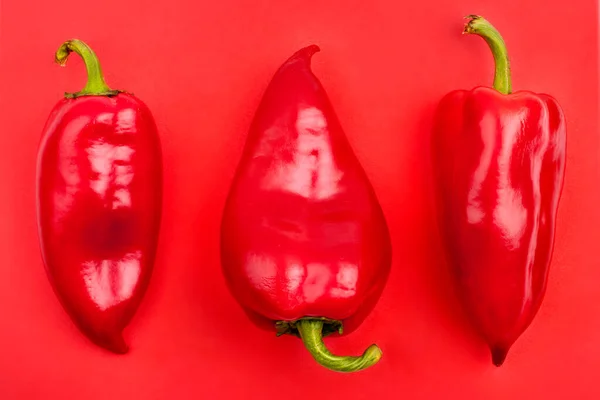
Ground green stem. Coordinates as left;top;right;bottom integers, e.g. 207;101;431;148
463;15;512;94
296;319;382;373
55;39;121;99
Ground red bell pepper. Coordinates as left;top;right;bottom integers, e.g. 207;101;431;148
432;15;566;366
36;40;162;353
220;45;392;372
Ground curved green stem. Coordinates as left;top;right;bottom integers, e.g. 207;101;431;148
463;15;512;94
296;319;382;373
55;39;121;99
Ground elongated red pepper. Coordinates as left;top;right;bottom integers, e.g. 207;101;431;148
220;46;392;372
36;40;162;353
432;16;566;366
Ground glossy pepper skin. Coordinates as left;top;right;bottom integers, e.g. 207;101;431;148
36;40;162;353
220;46;392;372
432;16;566;366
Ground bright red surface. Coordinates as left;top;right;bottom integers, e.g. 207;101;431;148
37;93;162;354
432;87;566;366
0;0;598;398
220;45;392;336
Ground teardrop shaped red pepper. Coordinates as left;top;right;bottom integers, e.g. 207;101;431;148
36;40;162;353
220;46;392;372
432;16;566;366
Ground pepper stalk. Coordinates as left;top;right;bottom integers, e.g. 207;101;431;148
463;15;512;95
55;39;121;99
291;319;382;373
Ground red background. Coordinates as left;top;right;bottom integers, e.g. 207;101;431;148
0;0;598;398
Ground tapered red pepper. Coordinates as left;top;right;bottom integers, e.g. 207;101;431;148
432;15;566;366
220;46;392;373
36;40;162;353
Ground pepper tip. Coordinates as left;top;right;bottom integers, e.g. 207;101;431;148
490;345;508;367
97;332;129;354
288;44;321;65
300;44;321;59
